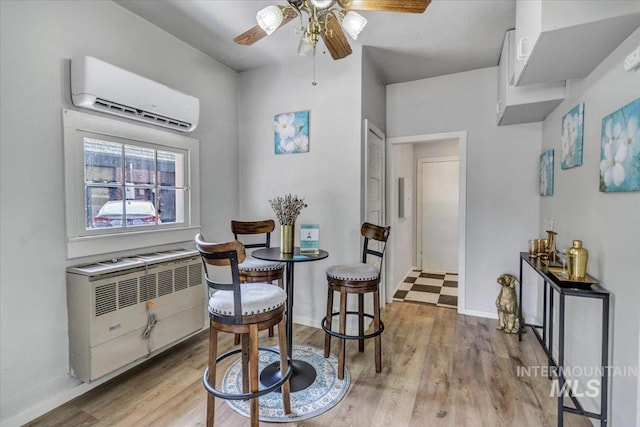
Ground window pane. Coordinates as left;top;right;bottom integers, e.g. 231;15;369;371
125;145;155;185
158;188;185;224
87;189;124;229
157;150;183;187
84;138;122;184
124;199;158;227
87;194;158;229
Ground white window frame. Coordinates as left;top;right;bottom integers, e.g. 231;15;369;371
63;109;201;259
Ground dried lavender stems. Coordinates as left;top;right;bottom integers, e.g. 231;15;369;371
269;194;307;225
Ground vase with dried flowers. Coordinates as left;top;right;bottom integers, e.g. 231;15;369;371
269;194;307;254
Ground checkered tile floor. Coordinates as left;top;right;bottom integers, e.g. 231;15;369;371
393;270;458;309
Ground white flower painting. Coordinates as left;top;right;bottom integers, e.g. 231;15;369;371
274;110;309;155
540;149;554;196
561;103;584;169
600;97;640;192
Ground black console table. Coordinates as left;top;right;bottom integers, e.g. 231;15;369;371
518;252;610;427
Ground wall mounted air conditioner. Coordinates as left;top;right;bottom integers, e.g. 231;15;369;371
71;56;199;132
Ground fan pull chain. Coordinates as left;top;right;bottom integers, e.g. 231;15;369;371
312;55;317;86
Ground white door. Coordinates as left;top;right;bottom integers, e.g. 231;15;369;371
418;157;459;272
363;120;386;306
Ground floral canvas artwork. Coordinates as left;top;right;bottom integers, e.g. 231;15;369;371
274;110;309;155
600;97;640;192
540;149;554;196
561;103;584;169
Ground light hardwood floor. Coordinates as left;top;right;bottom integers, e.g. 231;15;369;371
27;302;591;427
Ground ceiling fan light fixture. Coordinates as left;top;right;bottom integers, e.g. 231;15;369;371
256;5;284;35
298;35;316;56
340;10;367;40
309;0;336;10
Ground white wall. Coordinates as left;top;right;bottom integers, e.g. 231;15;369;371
387;67;542;317
388;144;415;295
539;28;640;426
362;48;387;135
237;48;363;327
0;1;238;424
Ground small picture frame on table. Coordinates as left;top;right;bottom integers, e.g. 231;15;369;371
300;224;319;254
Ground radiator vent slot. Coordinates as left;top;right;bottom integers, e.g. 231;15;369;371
174;265;188;291
95;283;117;316
118;278;138;309
189;263;202;287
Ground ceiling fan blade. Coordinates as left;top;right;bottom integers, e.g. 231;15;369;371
321;11;353;60
233;6;298;46
234;25;267;46
339;0;430;13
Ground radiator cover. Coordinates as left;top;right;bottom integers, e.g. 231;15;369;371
66;249;204;382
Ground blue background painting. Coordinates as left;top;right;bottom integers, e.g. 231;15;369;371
274;110;310;155
540;149;554;196
561;103;584;169
600;97;640;192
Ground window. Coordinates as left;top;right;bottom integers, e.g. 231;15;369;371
84;138;186;230
63;109;200;258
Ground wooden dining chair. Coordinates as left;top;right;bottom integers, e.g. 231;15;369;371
321;222;391;380
196;234;291;427
231;219;284;343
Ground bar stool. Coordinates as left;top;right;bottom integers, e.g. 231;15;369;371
231;219;284;343
196;234;291;427
321;222;391;380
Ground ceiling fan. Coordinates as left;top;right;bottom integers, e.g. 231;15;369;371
234;0;431;61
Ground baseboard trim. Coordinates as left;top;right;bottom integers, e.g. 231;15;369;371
459;307;498;320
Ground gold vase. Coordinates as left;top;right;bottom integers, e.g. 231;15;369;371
567;240;588;281
281;224;294;254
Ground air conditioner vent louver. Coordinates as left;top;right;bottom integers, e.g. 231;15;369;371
95;283;117;316
92;98;192;131
90;257;202;318
175;265;188;291
158;270;173;296
140;273;157;301
118;278;138;309
189;263;202;287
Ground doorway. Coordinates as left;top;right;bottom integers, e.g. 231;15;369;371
386;131;467;313
417;156;459;273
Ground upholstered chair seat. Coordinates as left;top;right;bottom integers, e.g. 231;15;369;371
208;283;286;317
326;263;379;282
238;258;283;272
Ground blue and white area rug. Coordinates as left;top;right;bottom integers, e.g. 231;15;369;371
222;344;350;422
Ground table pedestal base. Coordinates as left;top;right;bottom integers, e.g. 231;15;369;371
260;359;317;392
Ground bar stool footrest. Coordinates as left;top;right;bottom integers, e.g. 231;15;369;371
203;346;292;400
321;311;385;340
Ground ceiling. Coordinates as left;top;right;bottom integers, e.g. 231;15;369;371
115;0;516;84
